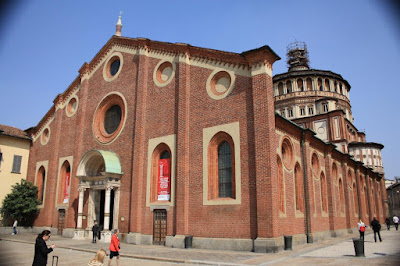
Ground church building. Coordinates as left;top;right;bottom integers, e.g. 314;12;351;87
25;17;387;252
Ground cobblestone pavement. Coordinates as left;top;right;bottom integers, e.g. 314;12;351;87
1;228;399;265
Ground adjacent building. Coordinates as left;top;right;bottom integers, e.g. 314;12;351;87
0;124;32;220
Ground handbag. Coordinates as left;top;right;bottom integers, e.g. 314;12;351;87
360;226;366;232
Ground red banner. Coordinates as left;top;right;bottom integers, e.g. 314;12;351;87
63;172;70;203
157;159;170;201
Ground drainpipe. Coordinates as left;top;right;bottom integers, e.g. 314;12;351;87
301;130;311;243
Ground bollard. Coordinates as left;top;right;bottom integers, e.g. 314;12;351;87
284;235;293;250
184;235;193;248
353;238;365;257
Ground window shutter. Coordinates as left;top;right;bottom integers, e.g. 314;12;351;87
12;155;22;173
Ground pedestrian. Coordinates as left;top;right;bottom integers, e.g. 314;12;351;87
32;230;56;266
12;219;18;235
385;217;391;230
371;217;382;242
98;224;103;240
92;221;100;243
108;229;120;266
357;219;366;239
88;249;106;266
393;215;399;230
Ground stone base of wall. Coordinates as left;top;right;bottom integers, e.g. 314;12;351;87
10;227;358;253
330;228;350;238
62;228;75;238
193;237;253;252
126;233;152;245
291;233;308;246
0;226;58;235
166;235;185;249
254;237;284;253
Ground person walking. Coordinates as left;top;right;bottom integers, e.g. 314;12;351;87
108;229;120;266
357;219;366;239
88;249;106;266
393;215;399;230
12;220;18;235
32;230;56;266
371;217;382;242
92;221;100;243
385;217;391;230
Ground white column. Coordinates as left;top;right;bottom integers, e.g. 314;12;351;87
87;189;95;230
113;188;120;230
77;187;85;229
103;187;112;231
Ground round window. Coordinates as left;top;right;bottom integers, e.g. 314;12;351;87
104;105;122;134
41;128;50;145
103;52;123;82
153;60;175;87
206;70;235;100
110;60;120;77
93;93;126;144
66;96;78;117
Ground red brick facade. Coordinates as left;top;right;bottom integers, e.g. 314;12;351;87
25;36;387;252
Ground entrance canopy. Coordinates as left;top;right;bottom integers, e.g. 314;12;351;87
77;149;123;178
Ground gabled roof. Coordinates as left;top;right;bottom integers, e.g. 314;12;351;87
81;36;281;75
0;124;31;141
29;36;281;135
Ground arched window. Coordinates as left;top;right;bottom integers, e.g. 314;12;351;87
297;78;304;91
334;81;338;93
37;166;46;204
353;183;358;215
325;79;330;91
371;188;376;216
286;80;292;93
218;141;233;197
348;170;353;213
332;163;338;214
306;78;312;91
318;78;323;91
208;132;235;199
278;82;284;96
277;156;285;213
321;172;327;212
151;143;172;202
58;161;71;204
339;179;344;213
311;153;320;178
295;163;304;212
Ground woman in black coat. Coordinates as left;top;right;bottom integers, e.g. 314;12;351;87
32;230;56;266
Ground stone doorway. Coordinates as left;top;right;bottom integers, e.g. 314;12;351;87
74;149;123;242
153;209;167;245
57;209;66;235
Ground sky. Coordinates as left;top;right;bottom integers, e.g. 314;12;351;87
0;0;399;180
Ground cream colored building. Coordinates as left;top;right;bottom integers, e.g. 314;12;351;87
0;125;31;219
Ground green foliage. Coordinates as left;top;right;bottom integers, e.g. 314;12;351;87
1;179;40;226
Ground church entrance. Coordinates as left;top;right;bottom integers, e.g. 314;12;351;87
74;149;123;241
99;189;115;231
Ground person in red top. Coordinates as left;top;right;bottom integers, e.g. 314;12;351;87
108;229;120;266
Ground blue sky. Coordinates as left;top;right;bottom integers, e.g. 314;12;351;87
0;0;399;179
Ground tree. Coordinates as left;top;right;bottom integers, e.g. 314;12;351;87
1;179;40;226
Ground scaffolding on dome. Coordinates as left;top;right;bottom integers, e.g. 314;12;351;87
286;41;310;71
